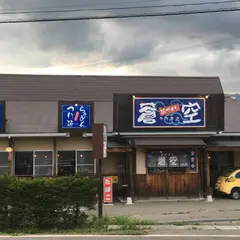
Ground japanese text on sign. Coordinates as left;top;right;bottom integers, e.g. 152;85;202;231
133;97;205;128
62;104;91;129
189;151;197;172
103;177;113;204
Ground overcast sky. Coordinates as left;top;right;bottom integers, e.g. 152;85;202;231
0;0;240;93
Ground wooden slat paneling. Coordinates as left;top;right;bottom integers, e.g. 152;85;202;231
168;174;199;196
134;174;147;197
147;173;168;197
188;174;200;196
134;173;200;198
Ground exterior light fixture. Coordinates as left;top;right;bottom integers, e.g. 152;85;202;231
5;147;13;153
132;95;135;98
205;94;210;99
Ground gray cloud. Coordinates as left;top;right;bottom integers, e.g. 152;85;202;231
0;0;105;56
0;0;240;92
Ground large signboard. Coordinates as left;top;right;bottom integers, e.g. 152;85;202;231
92;124;108;159
133;97;205;128
103;125;107;158
62;104;91;129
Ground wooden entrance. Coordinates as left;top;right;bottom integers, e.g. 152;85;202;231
133;149;203;199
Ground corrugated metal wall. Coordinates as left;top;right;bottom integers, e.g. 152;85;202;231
0;75;223;101
94;102;113;132
6;101;113;133
6;101;58;133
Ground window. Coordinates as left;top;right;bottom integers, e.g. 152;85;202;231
0;152;8;176
15;151;53;176
35;151;53;176
15;151;33;176
77;151;94;174
57;150;95;176
146;150;197;173
58;151;76;176
235;172;240;179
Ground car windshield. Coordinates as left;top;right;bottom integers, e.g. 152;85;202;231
222;169;234;177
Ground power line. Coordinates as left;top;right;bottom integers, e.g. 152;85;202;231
60;36;240;69
1;0;167;12
1;0;239;15
0;7;240;24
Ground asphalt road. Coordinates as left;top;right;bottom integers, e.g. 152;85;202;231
1;230;240;240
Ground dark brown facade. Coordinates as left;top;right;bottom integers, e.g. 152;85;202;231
113;93;224;133
0;74;229;200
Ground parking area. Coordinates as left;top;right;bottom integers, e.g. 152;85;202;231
95;199;240;222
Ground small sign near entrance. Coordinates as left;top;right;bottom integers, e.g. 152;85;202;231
92;124;108;159
103;177;113;204
189;151;197;173
111;176;119;184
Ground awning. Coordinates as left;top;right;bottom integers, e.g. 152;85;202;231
207;140;240;148
107;140;132;152
107;141;131;148
134;137;206;147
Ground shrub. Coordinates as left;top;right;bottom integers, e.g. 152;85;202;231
0;175;97;230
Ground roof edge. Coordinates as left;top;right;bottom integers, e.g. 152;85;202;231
0;73;221;79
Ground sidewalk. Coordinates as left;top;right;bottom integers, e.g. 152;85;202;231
95;199;240;222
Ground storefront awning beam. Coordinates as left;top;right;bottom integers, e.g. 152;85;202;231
83;132;118;137
118;132;217;136
0;133;70;138
217;132;240;136
83;132;217;137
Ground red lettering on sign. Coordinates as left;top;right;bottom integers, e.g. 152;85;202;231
74;112;80;121
103;177;113;203
159;104;180;116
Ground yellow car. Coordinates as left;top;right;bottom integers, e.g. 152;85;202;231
215;168;240;200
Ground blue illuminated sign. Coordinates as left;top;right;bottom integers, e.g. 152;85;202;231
0;104;2;129
62;104;91;129
133;97;205;128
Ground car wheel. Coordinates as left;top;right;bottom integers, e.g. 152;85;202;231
231;188;240;200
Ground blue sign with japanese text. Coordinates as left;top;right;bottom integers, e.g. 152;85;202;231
62;104;91;129
133;97;205;128
0;104;2;129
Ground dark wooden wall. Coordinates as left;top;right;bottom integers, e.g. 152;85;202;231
134;173;200;198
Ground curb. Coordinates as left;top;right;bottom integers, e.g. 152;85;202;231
156;218;240;225
135;198;205;203
107;224;240;231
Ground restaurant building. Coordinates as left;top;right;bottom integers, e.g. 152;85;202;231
206;96;240;193
0;74;228;201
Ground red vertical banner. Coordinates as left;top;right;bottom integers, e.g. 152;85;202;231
103;177;113;204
